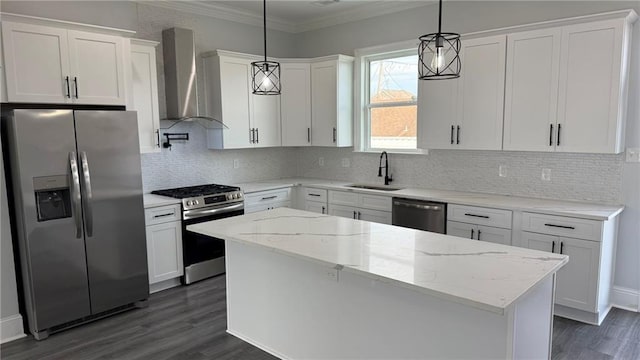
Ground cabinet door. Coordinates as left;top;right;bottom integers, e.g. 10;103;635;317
131;42;160;153
555;237;600;312
1;22;70;103
146;221;184;284
476;225;511;246
521;231;557;254
67;30;126;105
219;57;253;148
417;78;458;149
329;204;357;219
447;221;476;240
311;60;338;146
281;63;312;146
504;28;561;152
252;93;282;147
357;208;392;225
457;35;506;150
557;20;625;153
305;201;327;215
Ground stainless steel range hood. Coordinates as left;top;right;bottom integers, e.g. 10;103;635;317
162;27;226;129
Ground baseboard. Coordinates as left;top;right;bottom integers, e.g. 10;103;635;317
611;286;640;312
227;328;290;360
150;277;181;294
0;314;25;344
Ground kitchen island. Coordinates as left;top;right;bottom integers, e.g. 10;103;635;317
188;208;568;359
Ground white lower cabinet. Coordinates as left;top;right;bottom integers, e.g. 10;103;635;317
446;205;512;245
327;190;392;225
329;204;392;225
144;204;183;292
521;231;599;313
447;221;512;246
244;188;291;214
305;201;327;214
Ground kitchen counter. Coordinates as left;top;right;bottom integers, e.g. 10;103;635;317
188;208;567;359
235;177;624;220
143;193;181;208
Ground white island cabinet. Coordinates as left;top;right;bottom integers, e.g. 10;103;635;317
189;208;567;359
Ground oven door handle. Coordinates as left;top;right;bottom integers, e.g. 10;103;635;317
183;202;244;220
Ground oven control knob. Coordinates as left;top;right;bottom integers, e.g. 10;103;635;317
186;200;193;206
226;194;231;200
238;193;243;198
231;193;237;199
194;200;199;205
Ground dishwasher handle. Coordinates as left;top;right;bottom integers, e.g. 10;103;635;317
393;201;443;211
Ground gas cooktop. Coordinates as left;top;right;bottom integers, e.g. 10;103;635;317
152;184;241;199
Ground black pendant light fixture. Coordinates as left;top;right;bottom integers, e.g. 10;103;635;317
418;0;461;80
251;0;281;95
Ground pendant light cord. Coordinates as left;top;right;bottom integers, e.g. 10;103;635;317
263;0;267;63
438;0;443;35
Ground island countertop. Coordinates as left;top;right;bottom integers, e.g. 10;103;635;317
187;208;568;315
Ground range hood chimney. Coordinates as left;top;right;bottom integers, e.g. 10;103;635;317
162;27;225;128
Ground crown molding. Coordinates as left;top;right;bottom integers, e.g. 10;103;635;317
137;1;434;34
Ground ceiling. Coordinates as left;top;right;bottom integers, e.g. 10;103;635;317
145;1;434;33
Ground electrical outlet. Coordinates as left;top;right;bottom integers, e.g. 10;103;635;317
541;168;551;181
341;158;351;167
626;148;640;163
499;165;507;178
233;159;240;169
326;268;339;282
319;157;325;166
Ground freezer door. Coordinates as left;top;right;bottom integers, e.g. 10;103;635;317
73;111;149;313
4;109;91;331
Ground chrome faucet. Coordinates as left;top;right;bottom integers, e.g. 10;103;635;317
378;151;393;185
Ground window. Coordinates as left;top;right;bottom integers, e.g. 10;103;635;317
364;50;418;151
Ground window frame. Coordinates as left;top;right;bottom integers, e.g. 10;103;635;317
354;41;427;154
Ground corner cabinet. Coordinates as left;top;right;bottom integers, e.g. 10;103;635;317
202;51;281;149
310;56;354;147
128;39;161;154
418;35;506;151
1;21;127;105
280;62;312;147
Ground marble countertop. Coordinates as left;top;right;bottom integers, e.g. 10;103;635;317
188;208;568;314
143;193;181;208
235;178;624;221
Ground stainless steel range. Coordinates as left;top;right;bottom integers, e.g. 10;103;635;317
152;184;244;284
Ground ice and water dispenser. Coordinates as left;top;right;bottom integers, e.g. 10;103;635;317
33;175;72;222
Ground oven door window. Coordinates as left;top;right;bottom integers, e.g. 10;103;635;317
182;209;243;266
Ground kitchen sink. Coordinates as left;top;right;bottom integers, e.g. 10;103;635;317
346;184;404;191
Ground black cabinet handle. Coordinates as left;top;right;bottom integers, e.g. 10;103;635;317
307;128;311;143
464;213;489;219
65;76;71;98
456;126;460;144
560;242;564;254
156;129;160;148
451;125;455;144
549;124;554;146
477;230;481;241
321;206;325;214
552;241;555;253
250;128;254;143
544;223;575;230
261;195;277;200
353;211;357;219
73;77;78;98
154;212;175;218
470;229;475;239
358;211;361;219
309;193;321;197
333;127;337;143
256;128;259;143
557;124;561;146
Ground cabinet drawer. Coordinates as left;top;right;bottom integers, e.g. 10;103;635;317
245;188;291;206
329;190;358;206
360;193;391;211
145;204;181;226
246;201;290;214
522;213;602;241
448;205;512;229
304;187;327;202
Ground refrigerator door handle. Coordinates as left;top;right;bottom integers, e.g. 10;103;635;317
69;152;83;238
80;151;94;237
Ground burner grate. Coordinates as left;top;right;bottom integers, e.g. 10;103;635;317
151;184;240;199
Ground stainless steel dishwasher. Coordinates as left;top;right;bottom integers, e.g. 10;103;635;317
392;198;447;234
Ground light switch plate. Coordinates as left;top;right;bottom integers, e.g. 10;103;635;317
499;165;507;177
233;159;240;169
626;148;640;163
541;168;551;181
341;158;351;167
319;157;325;166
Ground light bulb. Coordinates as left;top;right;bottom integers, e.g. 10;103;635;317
431;47;445;72
260;75;272;90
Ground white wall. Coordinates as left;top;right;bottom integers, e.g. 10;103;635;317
294;1;640;298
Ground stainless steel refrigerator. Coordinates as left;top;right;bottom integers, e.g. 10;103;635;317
3;109;149;340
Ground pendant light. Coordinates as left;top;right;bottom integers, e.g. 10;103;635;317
418;0;461;80
251;0;281;95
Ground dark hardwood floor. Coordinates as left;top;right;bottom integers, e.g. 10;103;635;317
2;275;639;359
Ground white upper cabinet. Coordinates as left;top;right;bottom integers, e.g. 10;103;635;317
456;35;506;150
504;28;561;152
203;51;281;149
417;76;458;150
280;62;312;147
1;21;127;105
311;56;353;147
129;39;160;153
556;19;627;154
